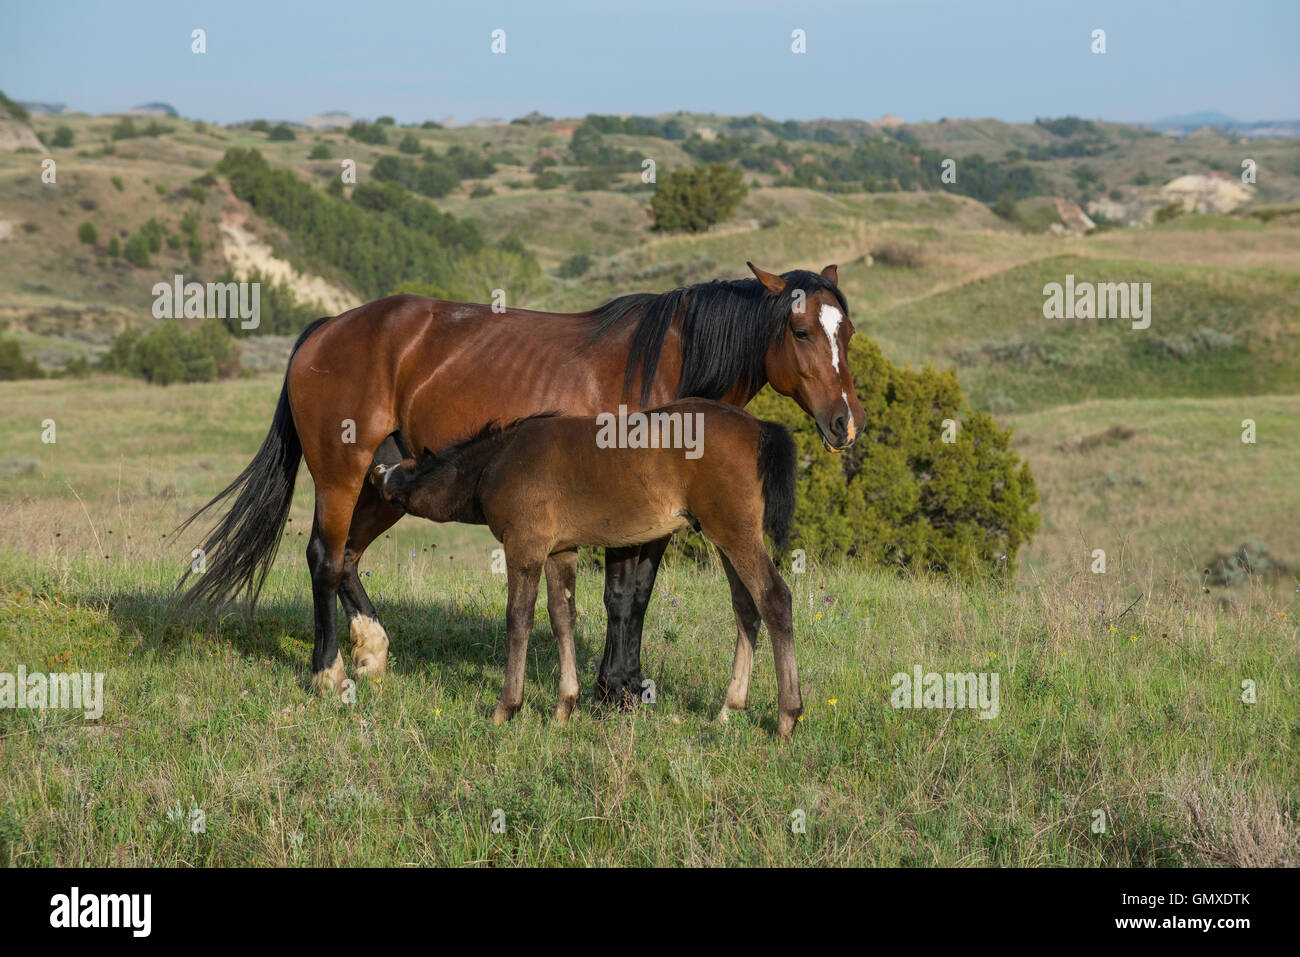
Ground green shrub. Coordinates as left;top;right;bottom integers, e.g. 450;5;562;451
397;133;421;154
50;125;74;147
556;252;592;278
533;170;563;190
98;320;240;385
111;176;124;191
77;221;98;245
349;121;388;145
249;120;271;133
123;231;151;267
308;143;331;160
1153;200;1185;224
121;218;165;267
992;189;1018;221
650;163;747;232
0;338;44;380
738;336;1039;577
107;237;120;257
268;123;296;141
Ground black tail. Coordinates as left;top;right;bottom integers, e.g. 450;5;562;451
175;317;330;612
757;420;797;551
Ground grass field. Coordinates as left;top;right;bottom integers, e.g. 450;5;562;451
0;376;1296;866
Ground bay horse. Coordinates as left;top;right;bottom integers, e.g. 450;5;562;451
177;262;864;702
369;400;803;736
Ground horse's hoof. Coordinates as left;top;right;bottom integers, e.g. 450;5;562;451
349;616;390;678
310;653;347;696
594;674;643;710
491;704;518;725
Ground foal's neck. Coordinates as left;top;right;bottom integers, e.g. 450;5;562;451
426;427;519;523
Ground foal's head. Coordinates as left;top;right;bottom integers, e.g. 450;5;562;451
749;262;866;452
370;414;559;522
370;455;459;521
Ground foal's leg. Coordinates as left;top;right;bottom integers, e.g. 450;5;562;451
493;550;545;725
545;549;580;722
718;551;762;722
717;544;802;738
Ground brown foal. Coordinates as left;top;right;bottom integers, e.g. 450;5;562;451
369;399;805;738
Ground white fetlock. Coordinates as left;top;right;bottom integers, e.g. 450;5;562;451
350;616;390;678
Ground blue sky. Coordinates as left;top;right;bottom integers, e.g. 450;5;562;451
3;0;1297;124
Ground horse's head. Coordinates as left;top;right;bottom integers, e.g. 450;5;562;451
751;262;866;452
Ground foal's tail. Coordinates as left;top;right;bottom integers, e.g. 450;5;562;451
174;317;331;612
757;420;797;552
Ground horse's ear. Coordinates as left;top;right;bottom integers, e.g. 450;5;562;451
821;264;839;285
747;261;787;296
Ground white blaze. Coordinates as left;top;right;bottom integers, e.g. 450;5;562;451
818;303;843;372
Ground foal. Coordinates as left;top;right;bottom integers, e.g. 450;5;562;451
369;398;805;738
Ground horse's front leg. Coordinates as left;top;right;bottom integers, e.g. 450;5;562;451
545;549;580;722
493;549;544;725
596;536;670;707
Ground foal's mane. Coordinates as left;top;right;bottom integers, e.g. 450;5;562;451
416;412;562;474
582;269;848;406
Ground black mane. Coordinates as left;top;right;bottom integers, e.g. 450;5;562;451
417;411;562;474
582;269;848;406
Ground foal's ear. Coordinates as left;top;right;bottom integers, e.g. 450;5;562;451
747;261;788;296
821;263;839;285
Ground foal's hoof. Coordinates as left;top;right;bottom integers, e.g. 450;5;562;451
491;704;519;725
776;712;801;740
311;653;347;696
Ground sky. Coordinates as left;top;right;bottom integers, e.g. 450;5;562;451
3;0;1297;125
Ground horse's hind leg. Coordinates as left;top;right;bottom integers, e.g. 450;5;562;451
306;484;364;695
715;542;802;738
545;549;580;722
718;551;761;722
493;548;545;725
338;483;406;679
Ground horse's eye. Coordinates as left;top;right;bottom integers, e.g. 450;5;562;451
793;329;811;341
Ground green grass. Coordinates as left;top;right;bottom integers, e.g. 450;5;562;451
0;375;1296;866
1;546;1295;867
